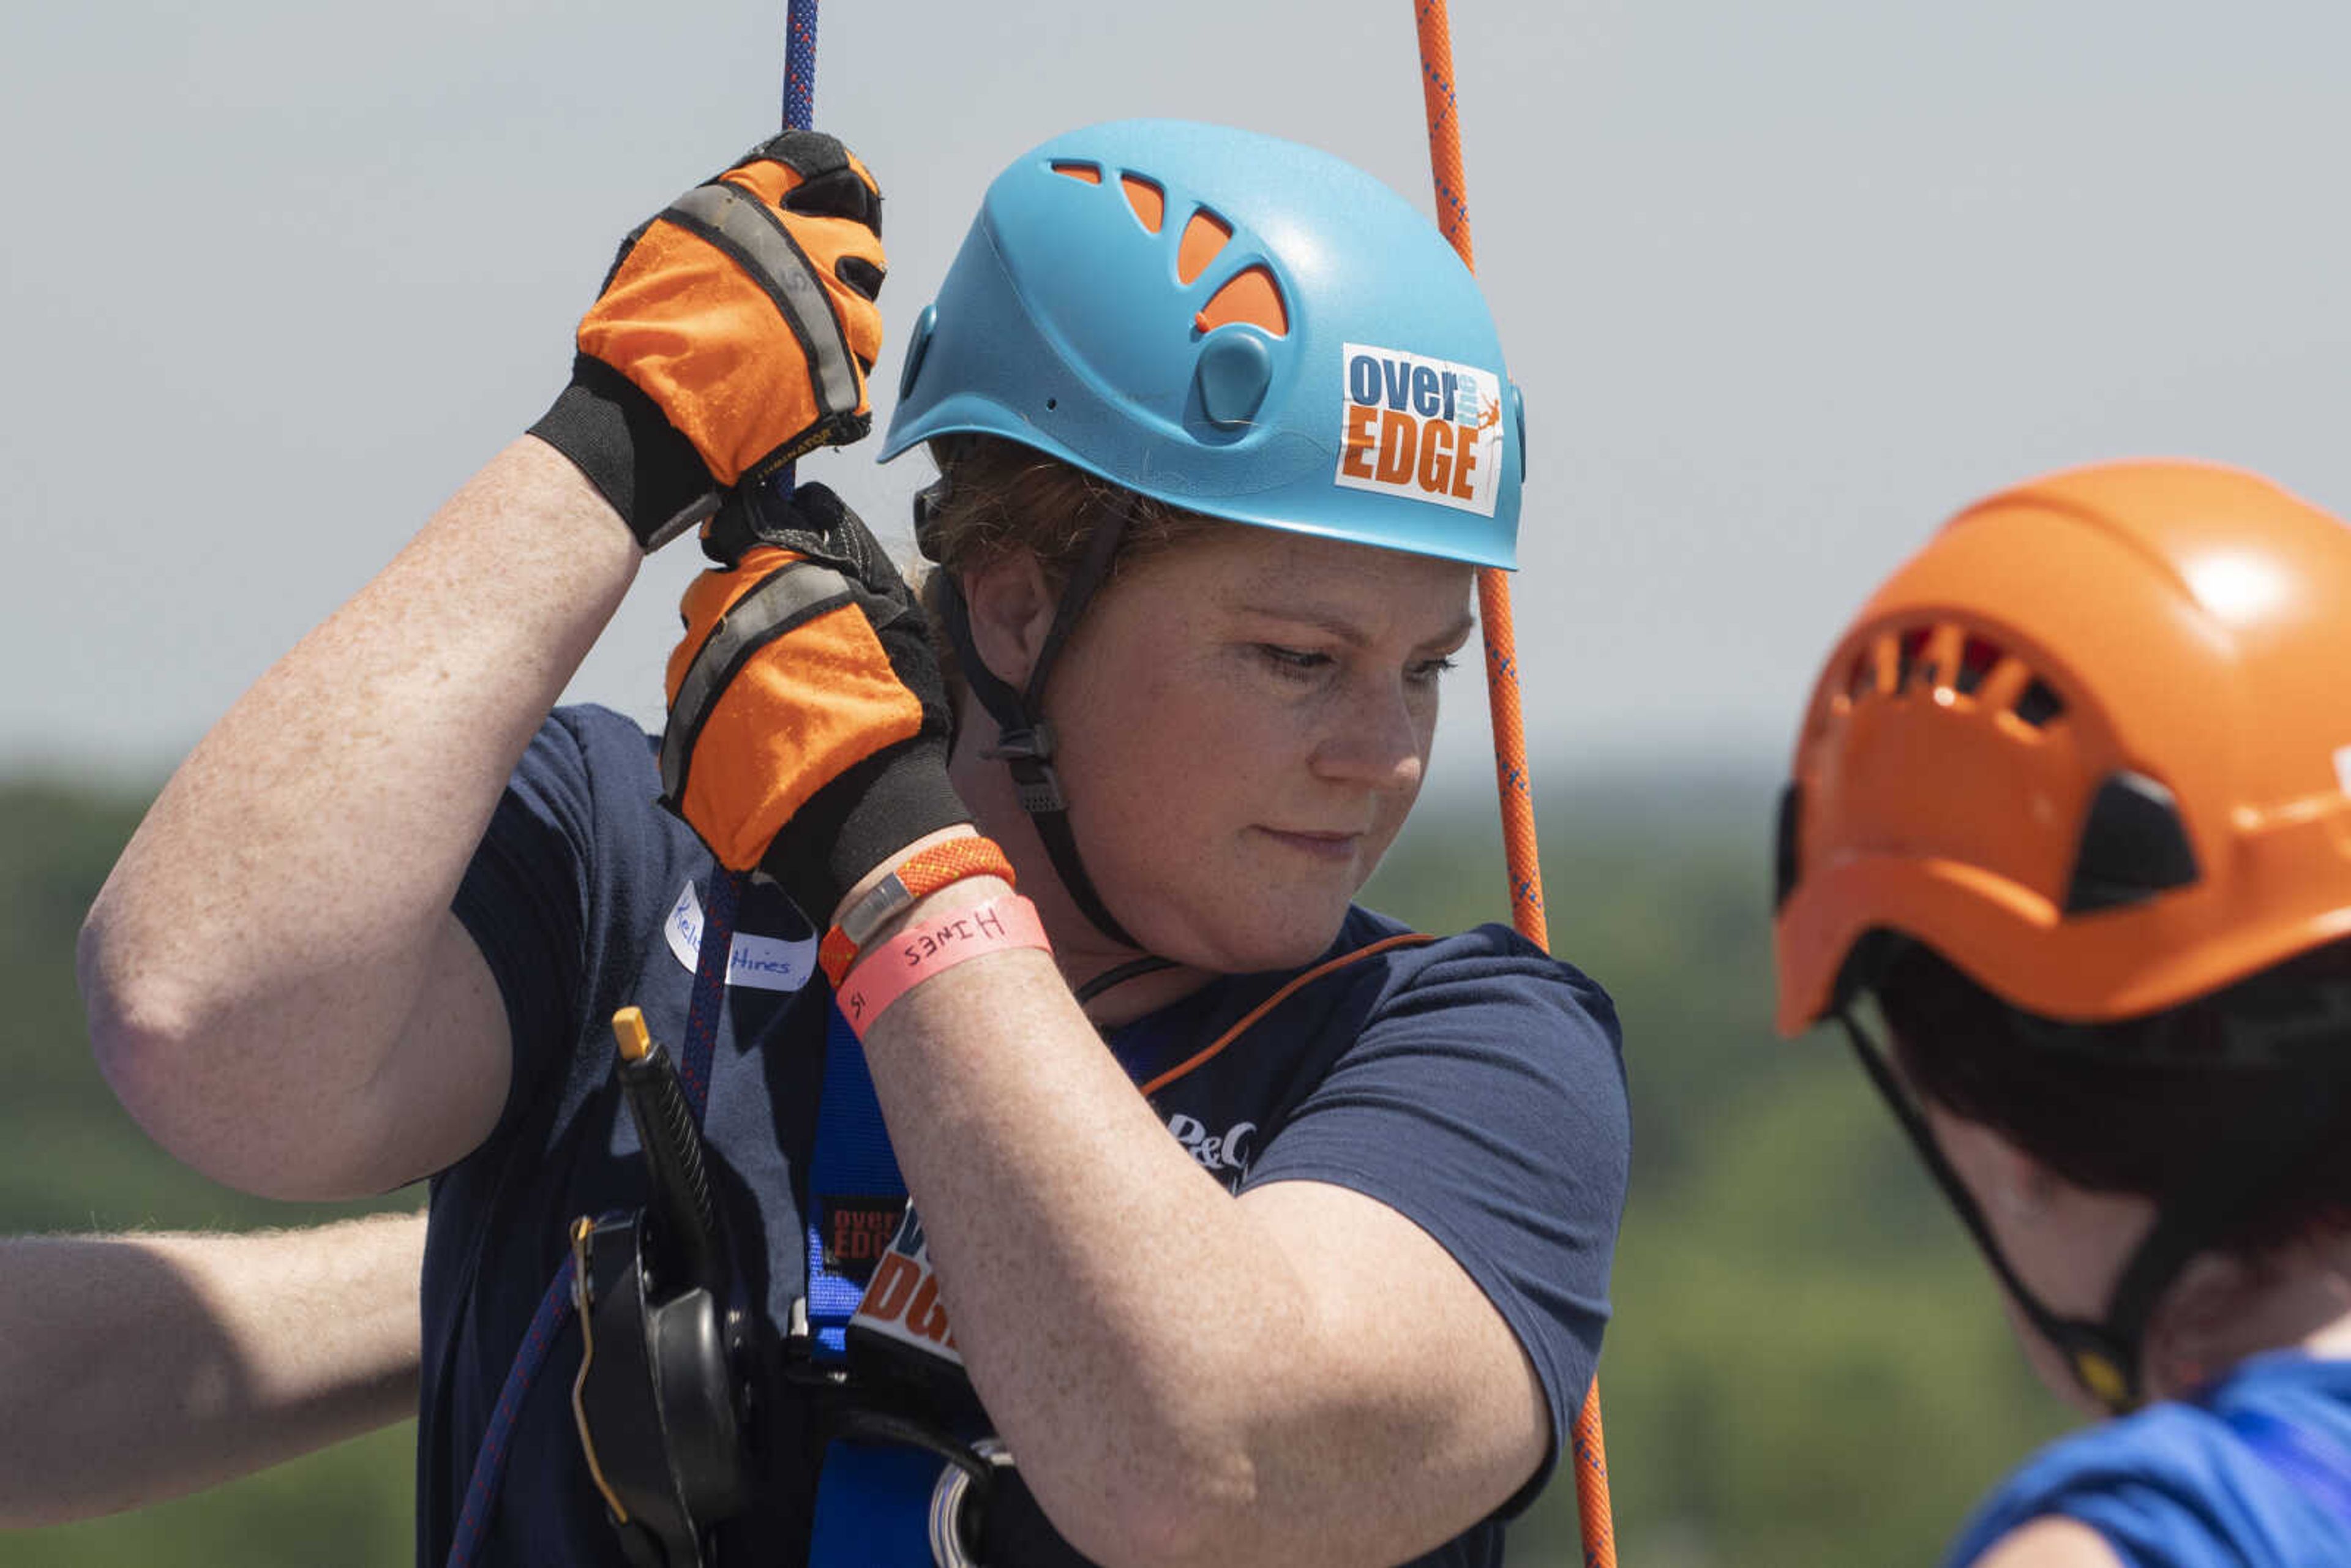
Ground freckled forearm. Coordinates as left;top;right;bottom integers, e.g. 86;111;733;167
856;899;1382;1562
0;1212;425;1527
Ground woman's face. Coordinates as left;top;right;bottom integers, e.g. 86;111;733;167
1040;524;1476;973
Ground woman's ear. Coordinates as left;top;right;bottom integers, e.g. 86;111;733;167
2147;1250;2265;1394
960;551;1058;691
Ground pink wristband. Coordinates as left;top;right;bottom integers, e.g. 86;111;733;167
836;895;1052;1038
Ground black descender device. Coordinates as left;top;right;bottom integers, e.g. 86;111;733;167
570;1007;756;1567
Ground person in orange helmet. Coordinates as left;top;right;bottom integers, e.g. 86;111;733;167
1775;460;2351;1567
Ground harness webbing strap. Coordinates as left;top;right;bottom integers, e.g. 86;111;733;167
804;1002;908;1358
809;1447;943;1564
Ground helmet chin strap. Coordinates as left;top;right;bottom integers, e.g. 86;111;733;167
1837;1005;2344;1415
920;484;1152;955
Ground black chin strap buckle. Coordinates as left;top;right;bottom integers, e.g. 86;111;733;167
1835;1002;2149;1415
979;720;1054;765
2064;1336;2139;1414
980;723;1068;815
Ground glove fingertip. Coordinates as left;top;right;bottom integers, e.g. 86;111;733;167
740;128;850;179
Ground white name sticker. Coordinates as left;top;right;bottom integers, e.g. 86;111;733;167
1333;342;1505;518
664;880;818;993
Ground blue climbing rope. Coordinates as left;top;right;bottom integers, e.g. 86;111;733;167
444;1254;580;1564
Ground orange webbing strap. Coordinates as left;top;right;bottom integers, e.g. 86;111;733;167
1136;932;1436;1098
1412;3;1616;1563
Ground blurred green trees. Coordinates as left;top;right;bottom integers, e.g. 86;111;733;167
1363;768;2070;1566
0;771;2071;1565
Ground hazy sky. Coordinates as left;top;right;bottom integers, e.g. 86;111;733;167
5;0;2348;806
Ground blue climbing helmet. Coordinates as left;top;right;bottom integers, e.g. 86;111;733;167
879;119;1523;954
880;118;1523;569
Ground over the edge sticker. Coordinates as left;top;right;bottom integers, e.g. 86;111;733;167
1334;343;1504;518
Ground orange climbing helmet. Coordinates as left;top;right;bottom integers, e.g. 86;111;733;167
1775;458;2351;1037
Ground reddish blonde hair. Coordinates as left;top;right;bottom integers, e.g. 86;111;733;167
915;435;1226;692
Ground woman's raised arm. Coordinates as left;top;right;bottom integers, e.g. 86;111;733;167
80;130;888;1200
78;440;639;1197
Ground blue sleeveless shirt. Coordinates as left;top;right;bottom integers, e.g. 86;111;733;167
1944;1352;2351;1567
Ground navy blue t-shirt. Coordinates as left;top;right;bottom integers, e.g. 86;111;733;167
420;704;1630;1566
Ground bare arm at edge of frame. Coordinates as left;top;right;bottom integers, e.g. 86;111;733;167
78;438;640;1199
1969;1518;2129;1568
858;877;1556;1568
0;1209;426;1528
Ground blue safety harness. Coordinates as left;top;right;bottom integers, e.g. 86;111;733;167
800;1003;951;1566
451;868;929;1568
444;857;1427;1567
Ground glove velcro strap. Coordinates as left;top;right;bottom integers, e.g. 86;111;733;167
660;553;924;871
528;356;719;551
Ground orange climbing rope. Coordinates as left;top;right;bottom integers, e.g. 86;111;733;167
1411;4;1618;1564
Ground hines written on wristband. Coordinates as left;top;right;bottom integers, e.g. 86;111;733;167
837;896;1051;1037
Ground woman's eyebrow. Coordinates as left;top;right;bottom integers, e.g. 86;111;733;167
1230;600;1477;650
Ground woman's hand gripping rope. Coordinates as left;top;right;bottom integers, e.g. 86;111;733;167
660;481;979;936
530;130;887;552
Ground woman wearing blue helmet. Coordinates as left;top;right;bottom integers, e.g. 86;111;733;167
83;120;1625;1567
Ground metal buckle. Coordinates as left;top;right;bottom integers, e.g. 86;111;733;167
926;1438;1013;1568
839;869;917;950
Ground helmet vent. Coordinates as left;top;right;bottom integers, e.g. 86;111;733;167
1176;209;1233;285
1895;628;1932;694
1774;782;1802;911
1194;265;1289;338
2013;678;2066;730
1957;636;2002;696
1120;174;1166;233
2064;770;2199;913
1052;160;1103;184
1841;625;2068;729
1845;648;1880;702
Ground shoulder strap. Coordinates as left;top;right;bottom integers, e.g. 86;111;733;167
803;1001;909;1359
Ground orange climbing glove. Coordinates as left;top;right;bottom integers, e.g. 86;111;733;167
659;482;971;927
530;131;887;550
